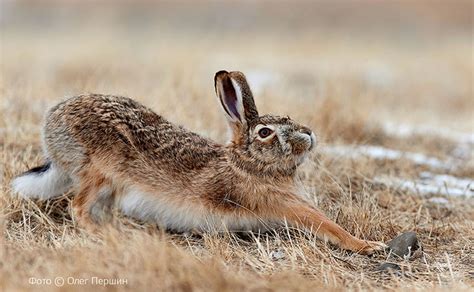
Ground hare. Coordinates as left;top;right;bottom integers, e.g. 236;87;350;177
11;70;386;254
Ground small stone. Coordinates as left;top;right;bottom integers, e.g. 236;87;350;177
387;231;420;258
377;262;402;274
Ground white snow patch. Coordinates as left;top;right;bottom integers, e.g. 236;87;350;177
322;145;452;169
428;197;450;205
383;122;474;145
419;172;473;190
375;172;473;198
269;249;286;261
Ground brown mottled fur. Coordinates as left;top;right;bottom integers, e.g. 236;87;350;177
15;70;386;254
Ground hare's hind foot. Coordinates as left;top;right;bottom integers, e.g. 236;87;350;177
72;168;115;231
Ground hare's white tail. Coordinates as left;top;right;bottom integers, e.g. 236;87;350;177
11;162;72;199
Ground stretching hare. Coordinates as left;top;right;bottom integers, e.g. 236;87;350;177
11;70;385;254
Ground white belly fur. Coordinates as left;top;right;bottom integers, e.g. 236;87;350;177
118;186;268;232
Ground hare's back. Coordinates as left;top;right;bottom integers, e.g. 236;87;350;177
45;94;222;174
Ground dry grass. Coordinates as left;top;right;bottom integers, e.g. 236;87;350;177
1;1;473;291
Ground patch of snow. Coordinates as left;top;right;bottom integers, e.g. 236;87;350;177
419;172;473;192
381;122;473;163
375;173;473;198
428;197;450;205
322;145;452;169
323;144;472;198
382;122;474;145
269;249;285;261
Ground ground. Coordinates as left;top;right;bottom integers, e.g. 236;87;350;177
1;1;473;291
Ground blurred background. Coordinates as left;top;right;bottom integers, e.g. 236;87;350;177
1;0;472;144
1;3;473;289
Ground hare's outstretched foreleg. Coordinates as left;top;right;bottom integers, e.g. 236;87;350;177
276;202;386;255
72;168;115;230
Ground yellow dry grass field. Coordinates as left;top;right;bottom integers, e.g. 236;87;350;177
1;1;473;291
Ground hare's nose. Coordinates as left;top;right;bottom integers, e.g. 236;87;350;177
299;127;312;136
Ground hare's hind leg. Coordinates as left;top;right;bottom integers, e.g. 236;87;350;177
72;167;115;230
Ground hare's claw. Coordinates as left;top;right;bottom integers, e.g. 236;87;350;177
356;240;387;255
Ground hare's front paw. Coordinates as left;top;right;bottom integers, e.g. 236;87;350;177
355;240;387;255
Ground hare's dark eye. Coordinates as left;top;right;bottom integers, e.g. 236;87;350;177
258;127;273;138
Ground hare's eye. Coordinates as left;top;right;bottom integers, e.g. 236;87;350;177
258;127;273;138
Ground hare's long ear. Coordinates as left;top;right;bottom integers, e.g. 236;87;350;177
214;70;259;144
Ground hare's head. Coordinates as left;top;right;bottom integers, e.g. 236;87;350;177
215;70;317;176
